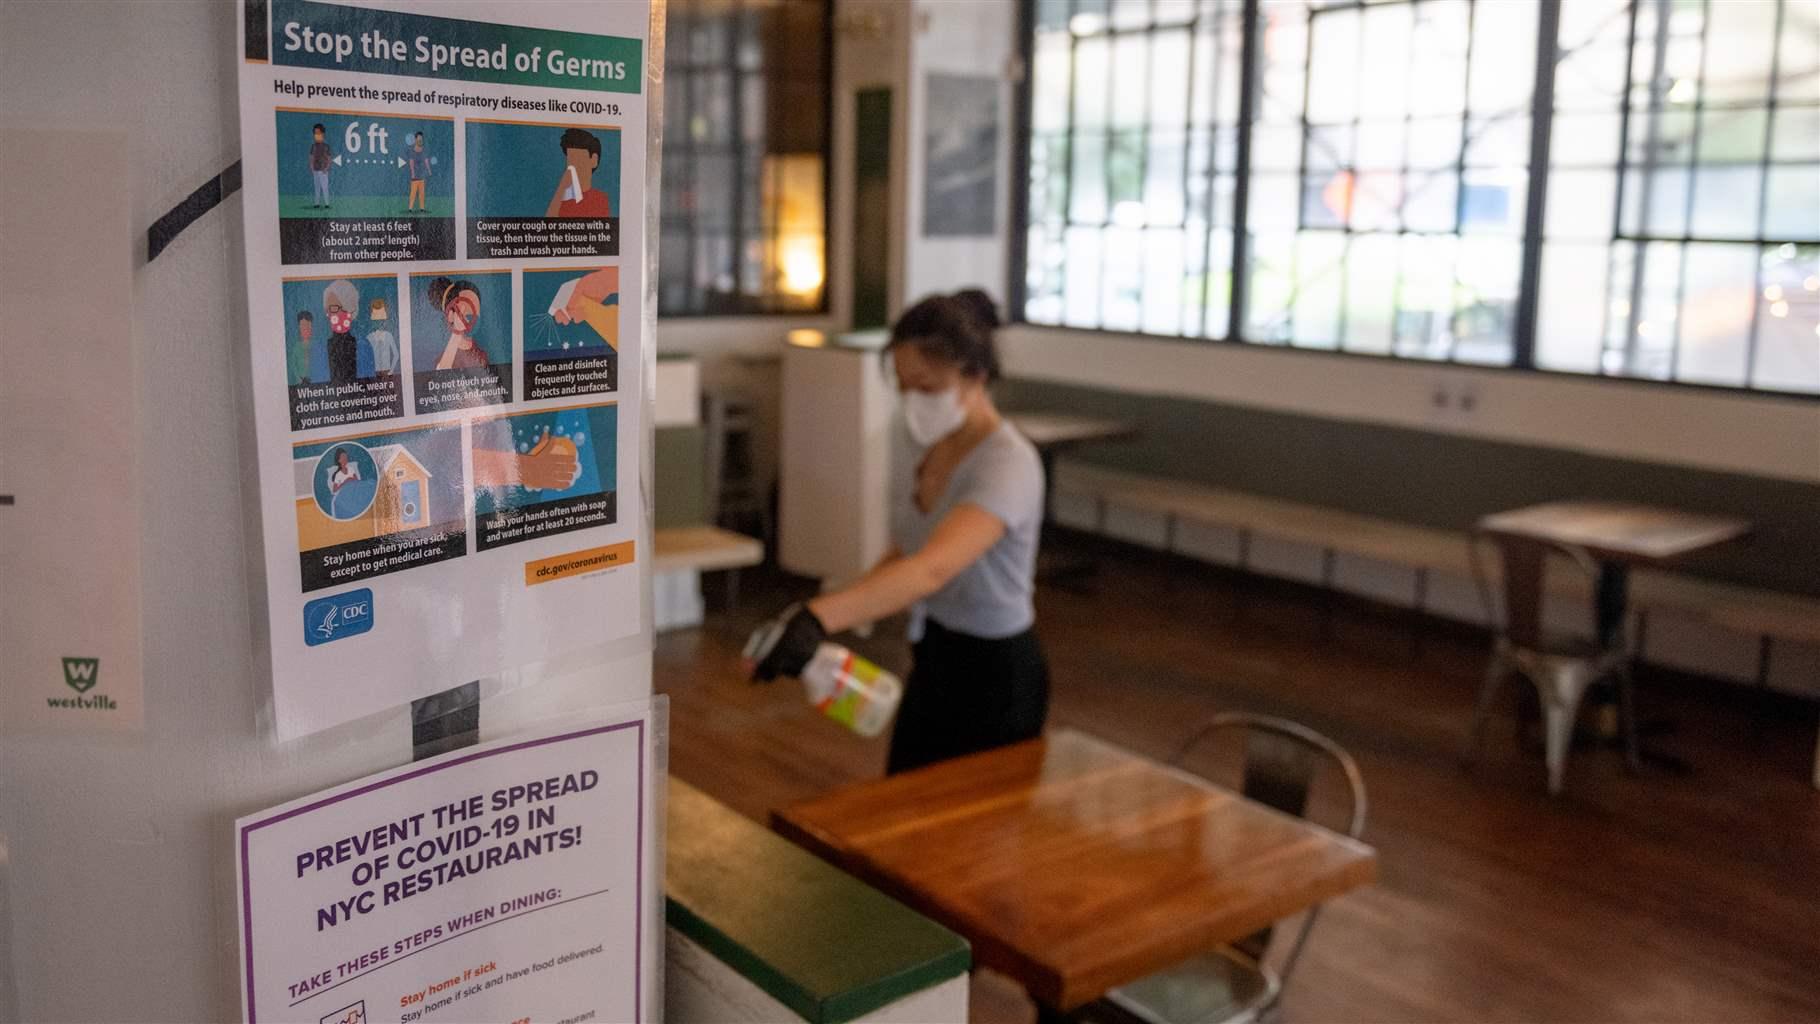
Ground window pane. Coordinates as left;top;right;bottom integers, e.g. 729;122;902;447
1032;32;1072;132
660;0;830;315
1073;37;1109;129
1674;244;1758;386
1307;8;1360;125
1022;6;1240;336
1243;0;1530;363
1689;167;1764;240
1536;242;1610;373
1292;231;1346;349
1764;166;1820;241
1752;245;1820;392
1345;234;1400;354
1142;230;1188;335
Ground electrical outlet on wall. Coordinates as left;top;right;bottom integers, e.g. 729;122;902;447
1426;375;1484;428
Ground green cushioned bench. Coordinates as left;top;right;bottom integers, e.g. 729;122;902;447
666;779;971;1023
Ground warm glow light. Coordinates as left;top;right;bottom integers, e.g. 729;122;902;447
1636;320;1654;338
780;237;825;296
1804;275;1819;292
1770;300;1790;318
1764;284;1784;302
1611;298;1631;317
762;152;825;303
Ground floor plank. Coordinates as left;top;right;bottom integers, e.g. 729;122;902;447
655;539;1820;1023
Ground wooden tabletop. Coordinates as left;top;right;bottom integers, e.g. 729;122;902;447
1007;412;1139;451
1478;500;1751;564
772;729;1378;1011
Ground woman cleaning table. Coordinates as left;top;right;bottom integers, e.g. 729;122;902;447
747;289;1050;774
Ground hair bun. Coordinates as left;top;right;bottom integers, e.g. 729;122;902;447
952;288;1002;330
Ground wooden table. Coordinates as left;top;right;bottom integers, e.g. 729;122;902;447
1008;413;1139;589
1008;413;1139;523
773;729;1378;1014
1479;501;1752;773
1008;412;1140;454
1479;500;1751;647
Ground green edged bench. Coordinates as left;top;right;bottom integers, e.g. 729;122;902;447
666;778;971;1023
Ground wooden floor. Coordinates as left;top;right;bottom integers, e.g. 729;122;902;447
655;537;1820;1023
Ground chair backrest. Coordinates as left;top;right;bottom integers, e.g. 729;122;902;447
1171;712;1367;840
1470;528;1602;650
1171;713;1367;978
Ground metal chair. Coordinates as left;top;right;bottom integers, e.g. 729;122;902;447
1090;713;1368;1024
1463;529;1641;795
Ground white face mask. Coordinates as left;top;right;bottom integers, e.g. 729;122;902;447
902;387;967;447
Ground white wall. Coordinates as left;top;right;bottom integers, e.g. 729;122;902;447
1000;325;1820;484
901;0;1018;304
0;5;649;1020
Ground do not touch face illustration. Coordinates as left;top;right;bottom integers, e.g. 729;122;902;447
444;291;480;340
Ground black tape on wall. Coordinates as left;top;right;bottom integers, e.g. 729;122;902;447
411;682;482;761
145;161;242;263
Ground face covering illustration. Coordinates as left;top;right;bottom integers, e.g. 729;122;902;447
323;278;362;384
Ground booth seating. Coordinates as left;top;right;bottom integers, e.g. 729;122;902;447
666;779;970;1023
1052;461;1820;786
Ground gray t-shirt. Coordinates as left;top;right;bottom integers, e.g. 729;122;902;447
890;421;1044;641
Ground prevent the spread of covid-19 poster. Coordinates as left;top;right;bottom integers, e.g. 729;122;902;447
236;705;659;1024
235;0;651;739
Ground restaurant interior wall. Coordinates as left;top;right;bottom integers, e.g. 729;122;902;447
899;0;1019;302
0;4;652;1020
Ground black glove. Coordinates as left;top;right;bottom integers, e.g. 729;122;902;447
743;603;827;682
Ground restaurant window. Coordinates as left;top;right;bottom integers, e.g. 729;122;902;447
1023;0;1248;337
1016;0;1820;395
1534;0;1819;391
1246;0;1535;364
660;0;830;316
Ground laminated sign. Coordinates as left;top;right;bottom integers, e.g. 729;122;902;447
235;705;660;1024
234;0;653;738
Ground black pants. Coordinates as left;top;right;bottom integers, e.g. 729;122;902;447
886;619;1050;775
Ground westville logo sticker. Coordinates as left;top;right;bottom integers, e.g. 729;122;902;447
62;656;99;692
304;588;375;647
47;656;116;710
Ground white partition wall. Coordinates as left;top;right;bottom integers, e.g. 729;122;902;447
0;3;662;1020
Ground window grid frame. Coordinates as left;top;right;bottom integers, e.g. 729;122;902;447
659;0;834;319
1010;0;1820;399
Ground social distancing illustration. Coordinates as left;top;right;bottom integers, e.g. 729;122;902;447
274;108;457;263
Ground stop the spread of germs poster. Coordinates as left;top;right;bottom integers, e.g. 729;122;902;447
235;0;651;740
236;707;660;1024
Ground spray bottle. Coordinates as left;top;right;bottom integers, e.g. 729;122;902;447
744;626;904;738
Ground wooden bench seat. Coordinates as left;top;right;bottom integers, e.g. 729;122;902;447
1056;461;1481;588
1054;460;1820;786
1632;572;1820;646
1055;459;1817;667
654;525;765;574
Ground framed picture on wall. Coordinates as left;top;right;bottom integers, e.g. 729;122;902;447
923;73;999;238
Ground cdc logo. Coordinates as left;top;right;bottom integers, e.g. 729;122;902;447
303;589;375;647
